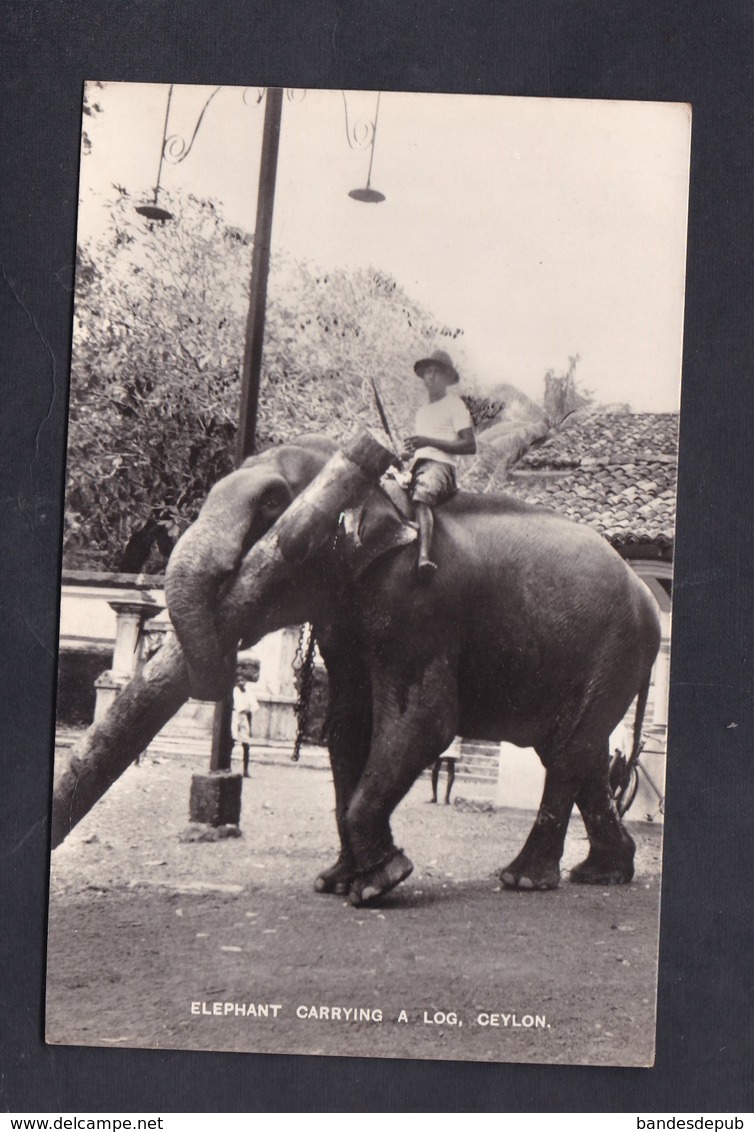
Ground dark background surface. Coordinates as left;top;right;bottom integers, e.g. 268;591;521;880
2;0;753;1113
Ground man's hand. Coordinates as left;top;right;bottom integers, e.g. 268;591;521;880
403;435;430;454
402;429;476;459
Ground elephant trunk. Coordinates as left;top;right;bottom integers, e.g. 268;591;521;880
167;431;397;701
165;516;243;701
51;433;395;850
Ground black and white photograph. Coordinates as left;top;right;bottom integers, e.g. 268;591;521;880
45;82;690;1067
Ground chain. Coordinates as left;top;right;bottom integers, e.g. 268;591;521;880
291;623;317;762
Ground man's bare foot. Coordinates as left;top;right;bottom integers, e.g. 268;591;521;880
417;559;438;583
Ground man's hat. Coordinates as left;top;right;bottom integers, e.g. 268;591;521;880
413;349;460;384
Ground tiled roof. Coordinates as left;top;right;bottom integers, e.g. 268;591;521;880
517;412;679;468
507;412;679;551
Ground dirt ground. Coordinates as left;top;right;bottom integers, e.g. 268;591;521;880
46;744;664;1067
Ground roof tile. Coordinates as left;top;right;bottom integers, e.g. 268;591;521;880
507;412;679;550
518;411;679;469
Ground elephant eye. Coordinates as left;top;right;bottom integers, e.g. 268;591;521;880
262;493;287;515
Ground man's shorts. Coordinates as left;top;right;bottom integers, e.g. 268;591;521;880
409;459;458;507
232;713;252;743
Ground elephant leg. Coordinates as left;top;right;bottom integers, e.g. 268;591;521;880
500;752;582;891
313;631;372;895
570;747;635;885
346;660;457;906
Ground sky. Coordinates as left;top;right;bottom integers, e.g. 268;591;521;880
79;83;692;411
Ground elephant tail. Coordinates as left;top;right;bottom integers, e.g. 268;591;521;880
629;672;652;762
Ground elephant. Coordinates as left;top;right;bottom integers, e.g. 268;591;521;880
160;431;661;906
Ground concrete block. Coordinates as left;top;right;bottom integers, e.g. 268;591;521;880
189;772;243;827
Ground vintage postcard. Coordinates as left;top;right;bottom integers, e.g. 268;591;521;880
46;83;690;1065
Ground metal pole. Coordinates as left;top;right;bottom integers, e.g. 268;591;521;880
210;85;284;773
236;85;284;464
364;91;381;193
154;84;174;204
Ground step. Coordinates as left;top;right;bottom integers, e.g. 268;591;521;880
458;771;497;784
157;721;213;739
147;734;210;756
459;739;500;757
458;747;499;780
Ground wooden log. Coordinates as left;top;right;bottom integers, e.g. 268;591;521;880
212;431;396;647
51;634;190;849
51;431;394;849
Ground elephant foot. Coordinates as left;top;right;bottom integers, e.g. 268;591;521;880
569;851;634;886
500;854;560;891
349;849;414;906
314;856;355;896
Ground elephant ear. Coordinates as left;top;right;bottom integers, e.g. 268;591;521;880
337;489;418;580
166;467;295;700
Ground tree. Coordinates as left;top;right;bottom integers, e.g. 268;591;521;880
461;394;506;433
459;361;595;492
542;354;593;428
64;189;464;570
81;82;104;157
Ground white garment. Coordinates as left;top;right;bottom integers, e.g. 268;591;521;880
412;392;473;467
233;684;259;714
232;684;258;744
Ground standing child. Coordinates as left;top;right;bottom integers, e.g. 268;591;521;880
232;673;259;778
403;349;476;581
430;736;461;804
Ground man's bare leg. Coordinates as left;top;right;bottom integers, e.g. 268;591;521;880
445;758;456;804
429;758;440;802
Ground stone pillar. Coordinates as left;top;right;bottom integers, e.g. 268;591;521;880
94;593;163;722
652;639;671;727
256;625;300;695
496;742;545;811
252;625;304;744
